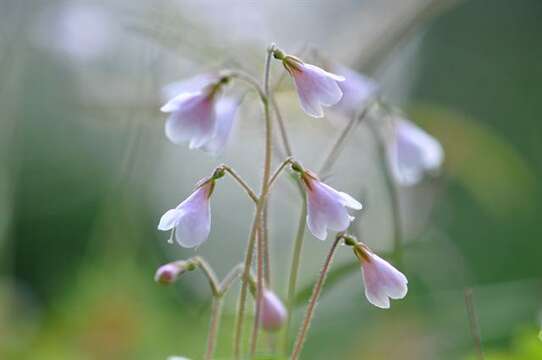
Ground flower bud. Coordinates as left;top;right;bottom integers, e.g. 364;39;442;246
260;289;287;332
154;261;190;284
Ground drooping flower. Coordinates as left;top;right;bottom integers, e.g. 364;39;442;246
353;243;408;309
161;74;237;153
274;49;345;118
200;98;238;154
388;118;444;186
154;261;190;284
327;63;380;118
260;289;287;332
293;165;362;240
157;178;214;248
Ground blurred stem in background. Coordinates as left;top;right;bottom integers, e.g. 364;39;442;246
367;110;404;265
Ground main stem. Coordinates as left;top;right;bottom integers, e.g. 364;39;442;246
249;46;274;358
291;235;342;360
205;297;223;360
233;47;274;360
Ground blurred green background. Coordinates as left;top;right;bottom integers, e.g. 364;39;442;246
1;0;541;359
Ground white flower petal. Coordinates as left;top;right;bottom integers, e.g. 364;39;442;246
361;252;408;309
389;119;444;186
174;205;211;248
293;77;324;118
288;62;344;118
157;209;183;230
306;204;328;240
164;93;217;148
339;192;363;210
301;64;344;106
201;97;238;154
160;92;198;113
305;177;361;240
158;181;213;248
162;73;219;100
329;63;379;117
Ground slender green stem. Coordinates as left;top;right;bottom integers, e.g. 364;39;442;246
219;263;244;296
367;119;403;264
226;69;265;100
193;256;220;297
222;165;259;203
270;94;293;157
205;297;223;360
291;234;343;360
282;193;307;353
267;157;293;190
234;209;263;359
260;215;271;286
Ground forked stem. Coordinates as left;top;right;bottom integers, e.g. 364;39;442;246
221;165;259;203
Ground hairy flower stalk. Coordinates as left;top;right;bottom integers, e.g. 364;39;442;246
291;234;343;360
233;45;275;360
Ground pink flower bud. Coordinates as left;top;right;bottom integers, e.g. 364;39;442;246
281;55;345;118
260;289;287;332
299;170;362;240
161;74;237;153
354;245;408;309
388;118;444;186
157;179;214;248
154;262;186;284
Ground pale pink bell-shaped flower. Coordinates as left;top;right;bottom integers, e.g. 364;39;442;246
157;178;214;248
328;63;379;118
259;289;287;332
161;74;237;153
154;261;188;284
388;118;444;186
299;170;362;240
278;53;345;118
354;244;408;309
200;98;238;154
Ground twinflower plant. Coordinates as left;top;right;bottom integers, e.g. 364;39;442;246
153;43;444;360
